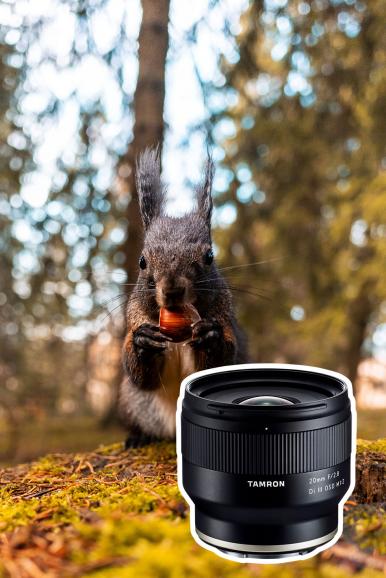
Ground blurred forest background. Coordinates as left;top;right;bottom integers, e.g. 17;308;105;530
0;0;385;464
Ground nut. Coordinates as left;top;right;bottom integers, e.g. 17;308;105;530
159;305;200;342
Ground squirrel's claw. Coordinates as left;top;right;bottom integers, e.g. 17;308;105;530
133;323;172;358
188;318;222;349
136;322;173;340
136;337;167;349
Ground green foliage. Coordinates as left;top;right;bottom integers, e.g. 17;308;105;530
0;0;132;415
213;0;386;383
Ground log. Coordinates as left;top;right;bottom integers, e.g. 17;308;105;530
354;449;386;503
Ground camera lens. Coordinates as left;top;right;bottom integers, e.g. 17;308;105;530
239;395;294;406
178;364;355;561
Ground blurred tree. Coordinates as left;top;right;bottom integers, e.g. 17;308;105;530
0;0;134;414
0;0;170;422
100;0;170;425
0;26;31;403
213;0;386;387
119;0;170;284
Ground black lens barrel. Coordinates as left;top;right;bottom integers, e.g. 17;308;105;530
182;417;351;475
179;365;355;560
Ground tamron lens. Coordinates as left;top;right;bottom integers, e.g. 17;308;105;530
177;364;356;561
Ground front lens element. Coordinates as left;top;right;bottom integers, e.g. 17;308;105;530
239;395;294;406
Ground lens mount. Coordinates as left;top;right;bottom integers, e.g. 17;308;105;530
177;364;356;562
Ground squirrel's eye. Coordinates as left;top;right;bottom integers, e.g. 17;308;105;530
204;248;214;265
139;255;147;270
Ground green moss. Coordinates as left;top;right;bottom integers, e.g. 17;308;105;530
132;441;176;461
345;505;386;555
97;478;181;516
356;438;386;455
93;442;125;456
0;487;84;532
0;477;181;533
0;488;40;531
92;441;176;463
28;453;72;476
1;439;385;577
320;566;383;578
78;517;385;578
75;517;254;578
0;442;179;534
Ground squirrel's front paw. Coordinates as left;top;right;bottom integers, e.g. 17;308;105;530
133;323;172;359
189;318;223;350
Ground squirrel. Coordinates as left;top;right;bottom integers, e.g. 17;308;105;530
118;148;249;447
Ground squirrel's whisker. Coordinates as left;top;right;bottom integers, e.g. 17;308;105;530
116;282;150;286
214;257;282;274
127;293;155;304
99;291;155;317
227;285;273;301
193;261;280;285
98;294;129;308
200;271;273;282
100;301;127;324
194;286;271;301
194;279;272;296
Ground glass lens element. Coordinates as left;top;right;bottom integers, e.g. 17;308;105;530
239;395;294;406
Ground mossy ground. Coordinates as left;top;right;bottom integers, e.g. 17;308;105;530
0;439;384;578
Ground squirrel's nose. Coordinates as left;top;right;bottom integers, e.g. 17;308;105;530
162;287;185;299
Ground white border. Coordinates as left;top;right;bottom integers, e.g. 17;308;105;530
176;363;357;565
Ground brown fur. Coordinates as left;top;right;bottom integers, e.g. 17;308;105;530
118;148;249;445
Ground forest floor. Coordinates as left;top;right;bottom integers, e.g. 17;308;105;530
0;439;385;578
2;408;384;466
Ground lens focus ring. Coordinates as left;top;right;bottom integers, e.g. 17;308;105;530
181;417;351;475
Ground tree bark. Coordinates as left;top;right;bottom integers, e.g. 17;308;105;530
121;0;170;284
102;0;170;425
354;450;386;503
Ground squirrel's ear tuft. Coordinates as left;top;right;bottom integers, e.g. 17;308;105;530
196;154;214;224
136;146;165;229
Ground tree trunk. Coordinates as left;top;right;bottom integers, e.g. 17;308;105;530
102;0;170;426
121;0;170;284
344;288;372;393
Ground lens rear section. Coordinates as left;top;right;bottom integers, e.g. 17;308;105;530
179;365;354;559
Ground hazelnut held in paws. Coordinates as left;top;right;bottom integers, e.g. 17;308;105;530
159;304;200;342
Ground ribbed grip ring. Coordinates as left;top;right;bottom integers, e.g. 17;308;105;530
181;417;351;475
